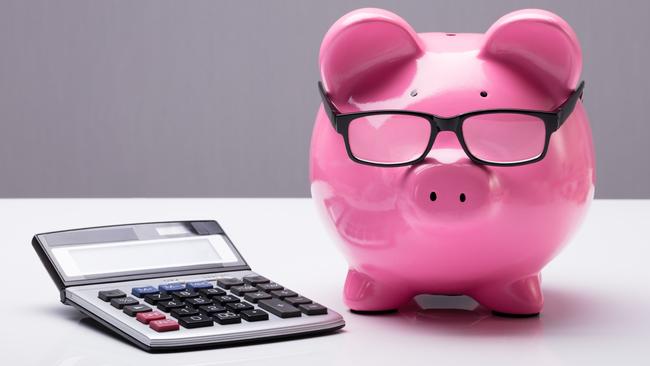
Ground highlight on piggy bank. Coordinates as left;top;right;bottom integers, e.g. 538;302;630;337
310;8;594;316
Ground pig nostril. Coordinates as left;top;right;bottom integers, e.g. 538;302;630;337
430;192;437;201
459;193;466;202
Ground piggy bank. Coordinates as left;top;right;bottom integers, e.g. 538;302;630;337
309;8;595;316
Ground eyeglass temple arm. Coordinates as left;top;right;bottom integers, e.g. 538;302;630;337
556;81;585;130
318;81;340;131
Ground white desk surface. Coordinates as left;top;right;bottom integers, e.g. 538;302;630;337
1;198;649;365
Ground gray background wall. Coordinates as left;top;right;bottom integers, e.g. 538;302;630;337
0;0;648;198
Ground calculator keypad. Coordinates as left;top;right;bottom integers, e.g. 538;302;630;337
97;275;327;333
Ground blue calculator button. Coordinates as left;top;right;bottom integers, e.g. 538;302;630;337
159;283;186;292
131;286;159;298
186;281;213;290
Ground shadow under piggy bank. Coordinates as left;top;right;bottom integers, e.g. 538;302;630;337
352;286;608;338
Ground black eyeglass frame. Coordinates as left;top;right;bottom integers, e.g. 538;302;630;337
318;81;585;167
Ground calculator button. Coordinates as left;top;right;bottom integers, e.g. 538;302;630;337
217;278;244;289
270;289;298;299
157;300;185;312
110;297;139;309
241;309;269;322
199;288;226;298
136;311;166;324
186;281;213;291
243;291;272;303
214;311;241;325
298;303;328;315
258;299;301;318
179;314;214;329
243;275;270;285
171;307;200;319
199;304;227;315
158;283;186;292
131;286;159;298
230;285;259;296
185;297;212;306
256;282;283;292
215;295;240;305
144;293;172;305
123;304;152;317
172;290;200;301
285;296;312;305
150;319;179;332
226;301;254;313
98;289;126;302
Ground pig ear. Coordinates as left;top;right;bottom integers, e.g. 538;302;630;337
480;9;582;99
319;8;424;103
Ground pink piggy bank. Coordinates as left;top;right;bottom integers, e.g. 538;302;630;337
310;8;595;316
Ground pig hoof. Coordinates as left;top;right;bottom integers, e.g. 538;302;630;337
492;311;540;318
471;274;544;316
344;269;412;311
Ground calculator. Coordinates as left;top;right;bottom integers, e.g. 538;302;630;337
32;220;345;352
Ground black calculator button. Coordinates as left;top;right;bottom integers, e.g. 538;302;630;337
172;290;199;301
217;278;244;289
270;289;298;299
144;293;172;305
199;304;227;315
226;301;254;313
110;296;139;309
256;282;283;292
179;314;214;328
298;303;328;315
215;295;240;305
98;290;126;302
123;304;152;317
285;296;312;305
214;311;241;325
171;307;200;319
243;275;270;285
230;285;259;296
258;299;301;318
241;309;269;322
243;291;272;303
199;288;226;298
157;300;185;312
185;297;212;306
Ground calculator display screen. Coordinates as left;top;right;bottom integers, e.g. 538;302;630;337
42;233;244;282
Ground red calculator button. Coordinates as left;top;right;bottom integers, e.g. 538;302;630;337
136;311;166;324
150;319;179;332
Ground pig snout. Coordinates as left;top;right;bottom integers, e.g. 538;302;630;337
404;158;495;221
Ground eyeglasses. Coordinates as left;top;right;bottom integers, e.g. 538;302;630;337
318;81;584;167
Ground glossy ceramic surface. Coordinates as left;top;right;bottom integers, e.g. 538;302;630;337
310;8;595;315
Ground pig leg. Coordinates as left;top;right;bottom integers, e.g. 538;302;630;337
343;269;413;312
470;274;543;317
